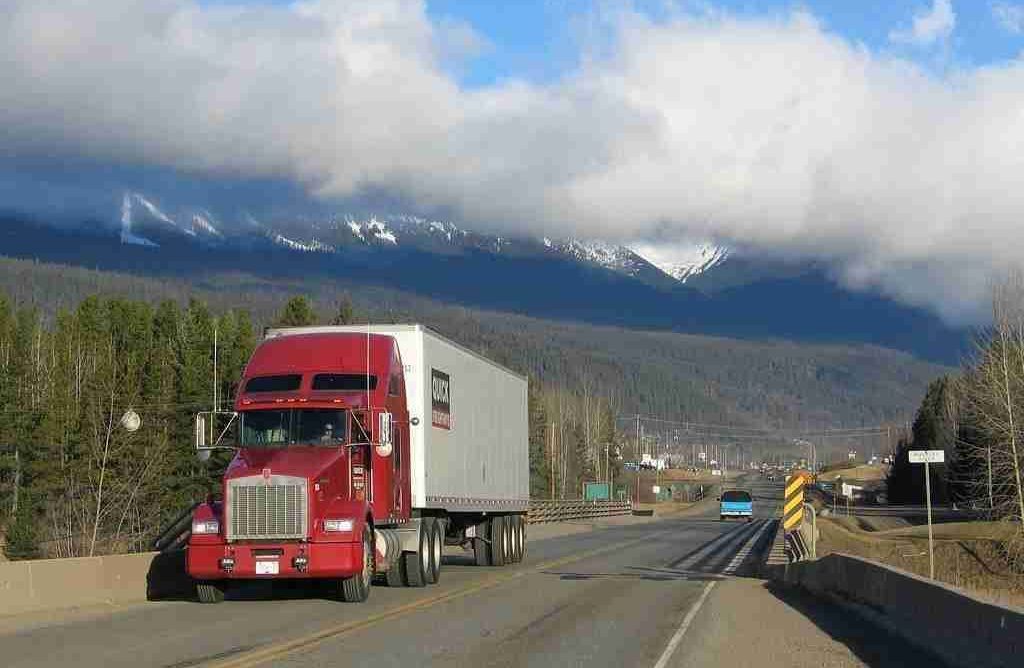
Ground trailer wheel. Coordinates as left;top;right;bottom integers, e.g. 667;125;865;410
403;522;430;587
502;515;514;565
473;518;491;567
341;529;373;603
196;581;225;604
488;516;506;567
426;519;443;584
511;516;525;563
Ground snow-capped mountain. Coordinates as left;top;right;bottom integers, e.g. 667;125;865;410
114;191;732;288
120;192;226;246
629;242;729;283
0;197;968;364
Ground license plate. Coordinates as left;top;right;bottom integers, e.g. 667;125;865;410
255;560;279;575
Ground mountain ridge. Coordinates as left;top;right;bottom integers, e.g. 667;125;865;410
0;203;970;365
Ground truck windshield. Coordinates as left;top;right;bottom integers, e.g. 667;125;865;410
722;490;752;503
239;409;348;447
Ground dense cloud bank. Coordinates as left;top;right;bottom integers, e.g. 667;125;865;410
1;1;1020;323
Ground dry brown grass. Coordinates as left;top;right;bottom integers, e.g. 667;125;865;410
817;464;888;483
816;516;1024;609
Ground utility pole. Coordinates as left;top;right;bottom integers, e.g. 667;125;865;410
988;446;994;510
11;447;19;515
635;414;641;506
549;424;556;500
925;459;935;580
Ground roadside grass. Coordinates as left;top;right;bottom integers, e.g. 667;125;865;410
817;464;888;483
816;516;1024;609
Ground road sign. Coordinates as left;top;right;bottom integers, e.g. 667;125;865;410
783;474;805;532
841;483;862;499
908;450;944;579
698;452;707;461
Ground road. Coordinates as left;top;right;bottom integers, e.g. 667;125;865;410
1;476;955;668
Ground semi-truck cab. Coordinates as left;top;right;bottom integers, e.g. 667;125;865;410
187;325;528;603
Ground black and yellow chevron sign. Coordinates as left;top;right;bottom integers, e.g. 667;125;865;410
783;475;805;531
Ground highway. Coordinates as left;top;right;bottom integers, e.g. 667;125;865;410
1;476;955;668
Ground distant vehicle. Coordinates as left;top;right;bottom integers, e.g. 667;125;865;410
766;472;776;481
719;489;753;521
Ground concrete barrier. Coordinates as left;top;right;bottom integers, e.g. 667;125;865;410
768;553;1023;668
0;550;194;617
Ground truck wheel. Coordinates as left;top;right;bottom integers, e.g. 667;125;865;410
341;530;373;602
196;581;226;604
403;522;430;587
473;518;491;567
385;551;407;587
488;516;506;567
426;519;443;584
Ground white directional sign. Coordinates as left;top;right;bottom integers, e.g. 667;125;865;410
909;450;945;464
908;449;944;580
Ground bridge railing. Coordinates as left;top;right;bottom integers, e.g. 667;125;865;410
526;499;633;524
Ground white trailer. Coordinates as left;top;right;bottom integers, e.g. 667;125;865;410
264;324;529;569
338;324;529;513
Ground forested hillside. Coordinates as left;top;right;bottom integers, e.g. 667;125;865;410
0;256;951;559
0;256;951;429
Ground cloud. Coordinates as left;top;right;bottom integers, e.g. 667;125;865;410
889;0;956;46
1;1;1023;324
993;2;1024;33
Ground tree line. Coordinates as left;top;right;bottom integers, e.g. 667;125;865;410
888;275;1024;570
0;293;625;559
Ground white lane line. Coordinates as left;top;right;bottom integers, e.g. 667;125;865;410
701;519;765;573
652;581;717;668
723;520;772;574
681;520;761;572
673;521;755;571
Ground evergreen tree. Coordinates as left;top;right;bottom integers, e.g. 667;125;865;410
330;294;356;326
887;377;956;504
571;421;594;493
275;296;317;327
527;378;549;498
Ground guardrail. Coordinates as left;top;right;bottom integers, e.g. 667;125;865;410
527;500;633;524
768;553;1022;668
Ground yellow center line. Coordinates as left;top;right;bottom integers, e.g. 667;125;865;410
203;530;666;668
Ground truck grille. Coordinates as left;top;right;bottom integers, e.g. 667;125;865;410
226;475;308;540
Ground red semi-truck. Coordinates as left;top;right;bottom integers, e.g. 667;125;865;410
187;325;529;603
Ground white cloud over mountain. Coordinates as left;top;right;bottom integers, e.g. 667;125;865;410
1;1;1021;323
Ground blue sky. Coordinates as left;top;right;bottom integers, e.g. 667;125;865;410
426;0;1024;86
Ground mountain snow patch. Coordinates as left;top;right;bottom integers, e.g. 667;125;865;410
631;242;729;282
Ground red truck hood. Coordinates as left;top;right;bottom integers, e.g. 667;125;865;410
226;446;345;482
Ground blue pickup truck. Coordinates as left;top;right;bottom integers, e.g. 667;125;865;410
719;489;754;521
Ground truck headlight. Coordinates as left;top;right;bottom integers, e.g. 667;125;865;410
323;518;355;532
192;519;220;535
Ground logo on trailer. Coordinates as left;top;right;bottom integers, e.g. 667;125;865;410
431;368;451;430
